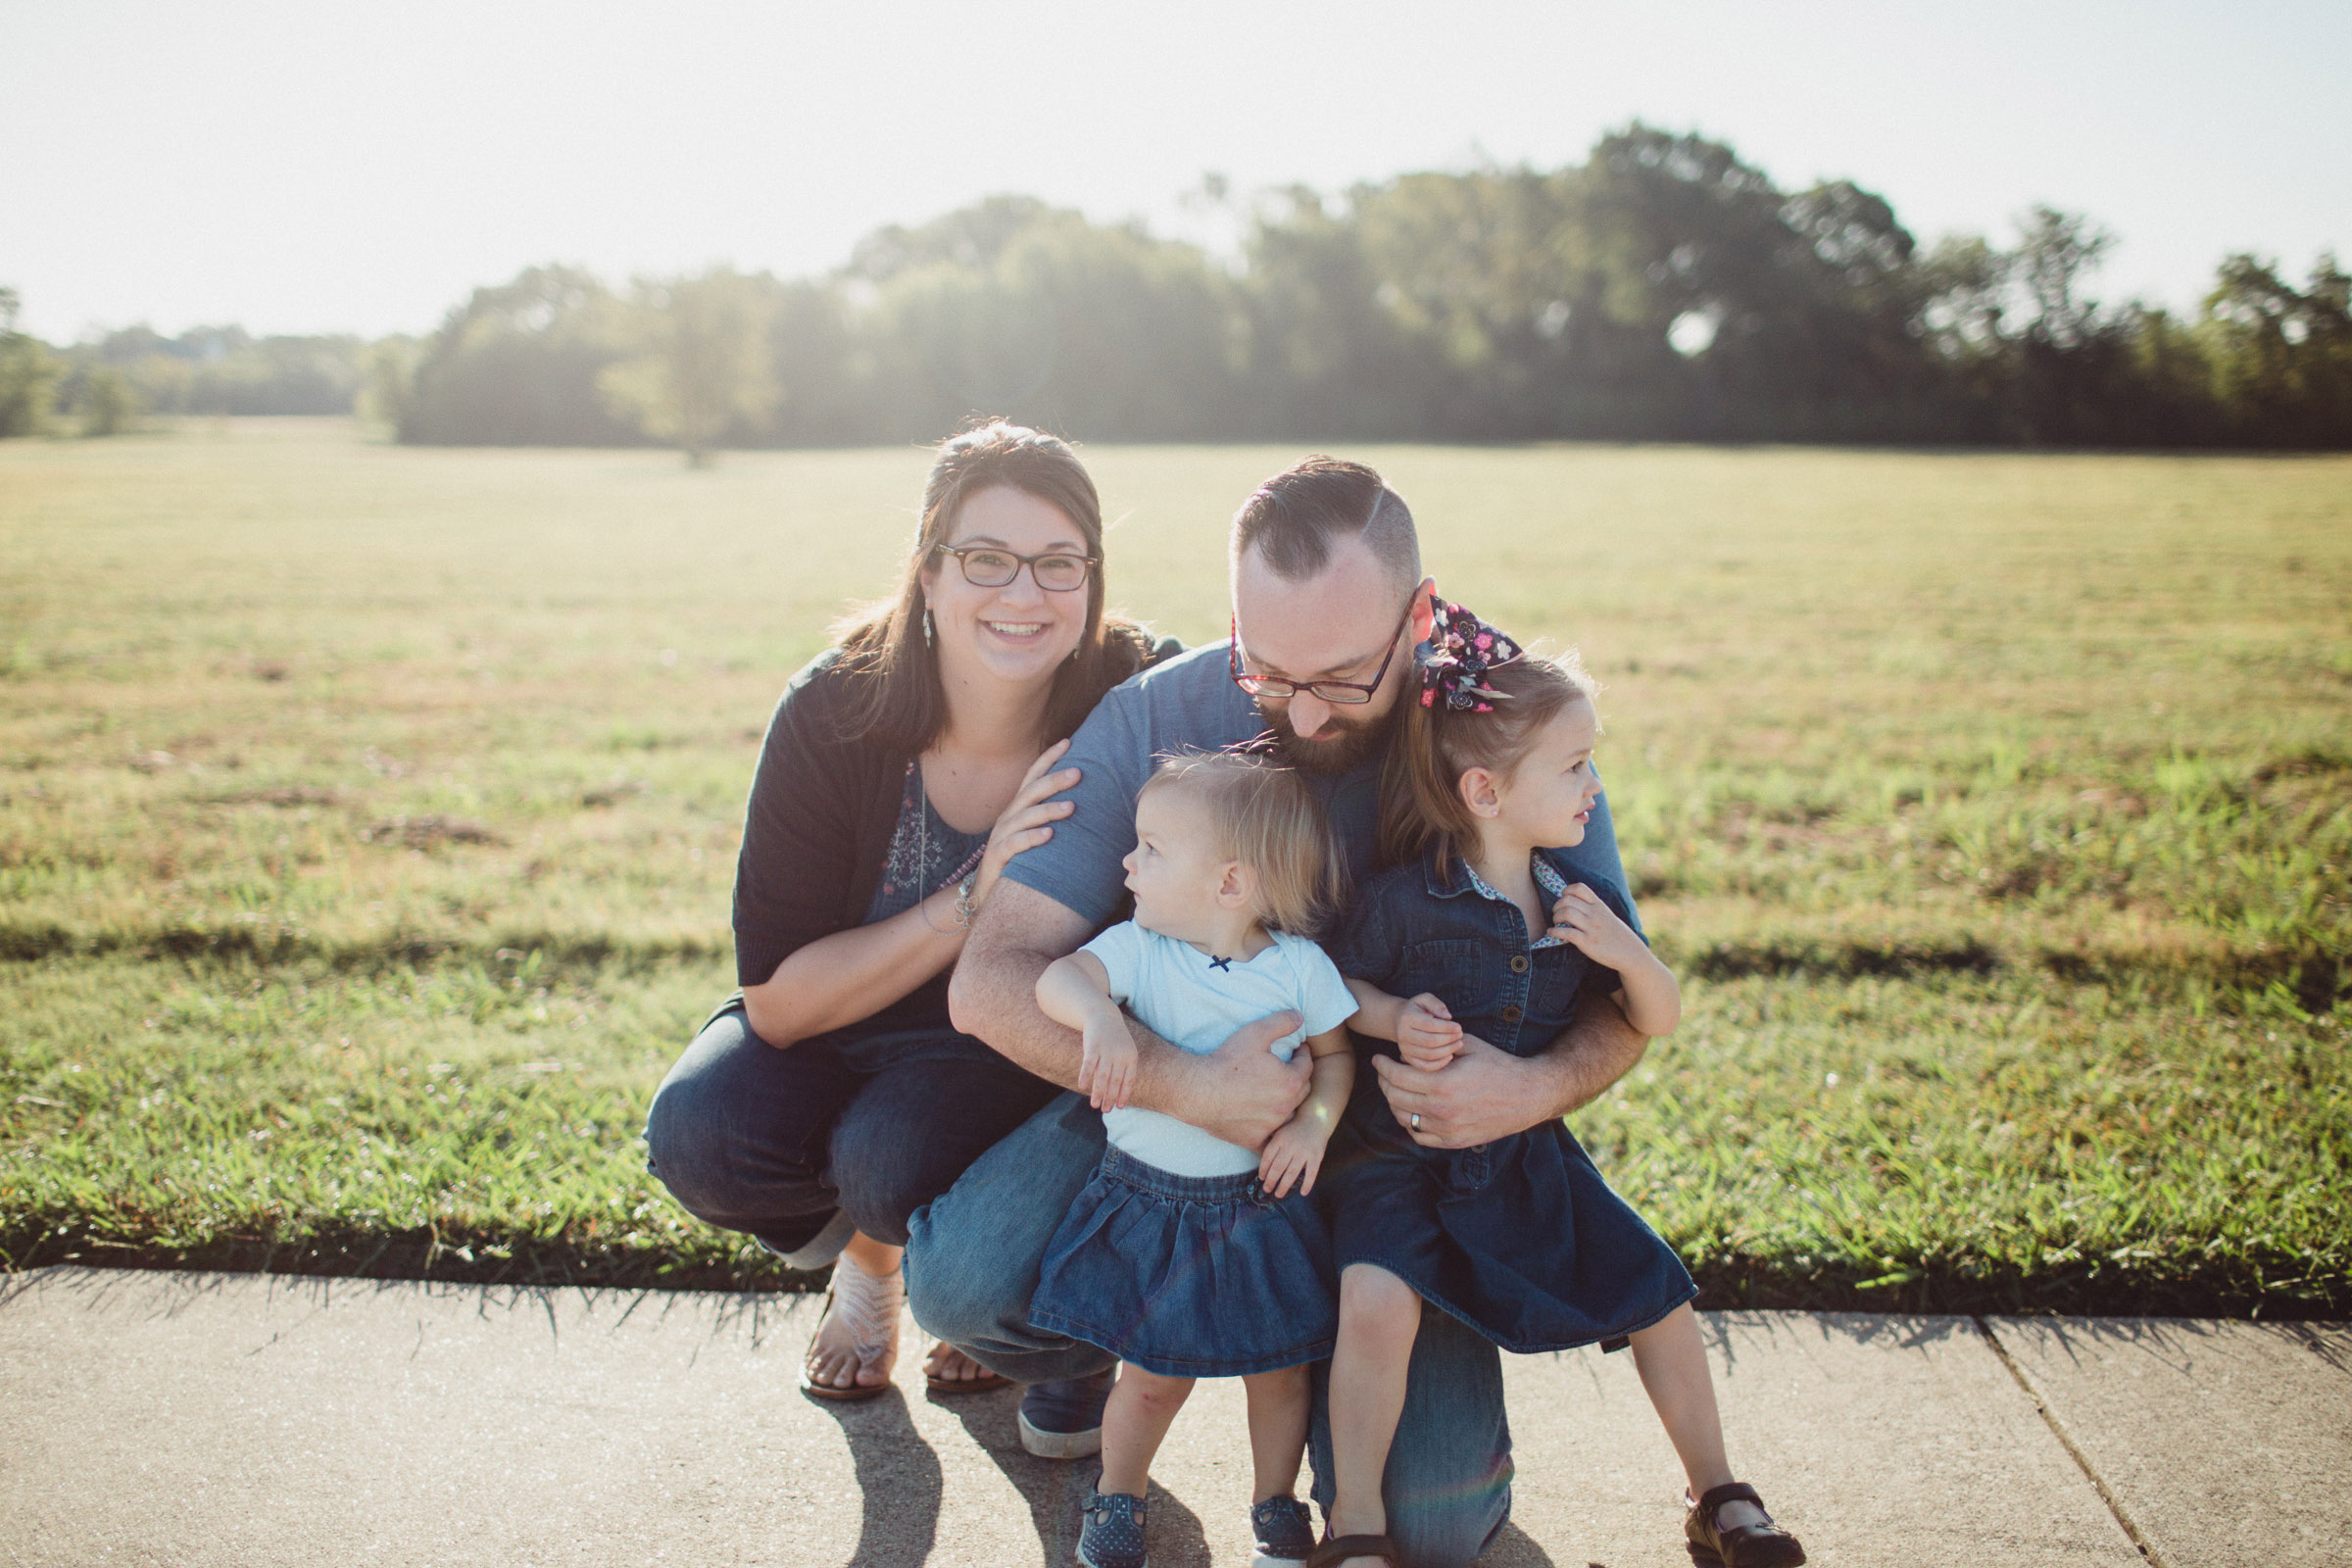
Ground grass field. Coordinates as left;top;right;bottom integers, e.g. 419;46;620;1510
4;419;2347;1315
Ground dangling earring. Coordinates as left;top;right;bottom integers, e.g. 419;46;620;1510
922;606;935;649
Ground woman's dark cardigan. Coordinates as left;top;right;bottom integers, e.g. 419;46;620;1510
731;636;1172;1037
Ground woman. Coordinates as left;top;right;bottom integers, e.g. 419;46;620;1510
644;421;1169;1397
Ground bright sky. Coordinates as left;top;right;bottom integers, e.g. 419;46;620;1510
6;0;2347;341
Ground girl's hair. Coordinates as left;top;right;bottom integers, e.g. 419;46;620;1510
1379;653;1600;875
832;418;1156;751
1141;750;1343;937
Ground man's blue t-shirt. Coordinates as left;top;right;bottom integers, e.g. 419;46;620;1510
1004;640;1640;938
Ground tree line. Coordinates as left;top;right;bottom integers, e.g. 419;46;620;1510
0;295;364;438
7;127;2348;450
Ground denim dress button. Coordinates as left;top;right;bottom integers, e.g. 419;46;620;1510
1500;1004;1522;1022
1509;956;1529;973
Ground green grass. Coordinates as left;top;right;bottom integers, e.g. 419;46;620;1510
4;419;2348;1313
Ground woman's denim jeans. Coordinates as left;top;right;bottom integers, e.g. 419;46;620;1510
642;1004;1059;1258
905;1091;1514;1568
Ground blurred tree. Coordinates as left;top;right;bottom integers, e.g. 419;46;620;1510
401;267;634;446
860;203;1245;441
599;268;780;466
77;367;137;436
0;288;62;438
2202;254;2352;447
358;337;420;434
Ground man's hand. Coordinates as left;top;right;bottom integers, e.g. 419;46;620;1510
1372;1032;1558;1149
1168;1011;1310;1152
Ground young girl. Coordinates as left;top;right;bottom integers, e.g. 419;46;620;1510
1313;603;1805;1568
1031;750;1359;1568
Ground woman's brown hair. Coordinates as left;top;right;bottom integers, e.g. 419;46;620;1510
1378;654;1599;877
832;419;1154;752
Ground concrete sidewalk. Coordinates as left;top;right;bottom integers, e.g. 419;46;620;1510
0;1267;2342;1567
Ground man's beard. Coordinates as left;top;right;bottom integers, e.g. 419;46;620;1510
1257;697;1396;776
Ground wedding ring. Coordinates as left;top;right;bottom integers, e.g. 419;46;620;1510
1410;1113;1422;1131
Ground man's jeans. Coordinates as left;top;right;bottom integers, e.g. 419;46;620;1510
906;1092;1514;1568
643;1003;1060;1257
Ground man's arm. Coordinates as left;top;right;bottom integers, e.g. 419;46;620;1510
949;880;1311;1151
1369;987;1646;1150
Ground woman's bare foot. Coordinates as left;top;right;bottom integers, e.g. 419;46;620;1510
922;1341;994;1387
803;1246;904;1394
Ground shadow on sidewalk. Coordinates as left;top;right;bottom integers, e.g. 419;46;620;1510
935;1387;1214;1567
1475;1520;1559;1566
814;1386;944;1568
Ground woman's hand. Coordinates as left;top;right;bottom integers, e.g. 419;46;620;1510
968;740;1080;913
1548;882;1646;970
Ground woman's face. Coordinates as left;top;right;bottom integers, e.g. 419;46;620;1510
921;484;1092;693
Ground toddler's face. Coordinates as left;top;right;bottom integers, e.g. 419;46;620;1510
1493;701;1601;847
1122;787;1233;940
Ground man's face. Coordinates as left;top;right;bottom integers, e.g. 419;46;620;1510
1231;539;1428;776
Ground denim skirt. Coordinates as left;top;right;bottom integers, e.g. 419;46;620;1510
1319;1076;1697;1355
1028;1146;1339;1378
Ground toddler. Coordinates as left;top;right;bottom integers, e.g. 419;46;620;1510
1031;749;1358;1568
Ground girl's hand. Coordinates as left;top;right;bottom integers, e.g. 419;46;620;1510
1077;1018;1139;1111
1548;883;1646;968
1256;1114;1329;1200
1396;993;1462;1070
968;740;1080;913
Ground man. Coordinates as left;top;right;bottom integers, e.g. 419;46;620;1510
907;457;1648;1567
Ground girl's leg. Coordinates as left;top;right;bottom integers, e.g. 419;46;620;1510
805;1230;906;1392
1098;1364;1195;1498
1627;1303;1765;1531
1326;1264;1423;1560
1241;1365;1311;1503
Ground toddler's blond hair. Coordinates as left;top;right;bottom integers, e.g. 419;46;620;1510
1139;750;1342;936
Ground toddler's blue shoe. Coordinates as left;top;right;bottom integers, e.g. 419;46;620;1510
1249;1494;1316;1566
1019;1368;1115;1458
1077;1489;1148;1568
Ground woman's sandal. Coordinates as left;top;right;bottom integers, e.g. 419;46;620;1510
1304;1534;1399;1567
798;1255;904;1402
921;1342;1011;1396
1684;1482;1805;1568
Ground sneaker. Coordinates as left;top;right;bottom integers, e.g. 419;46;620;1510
1077;1489;1148;1568
1018;1368;1116;1458
1249;1495;1316;1567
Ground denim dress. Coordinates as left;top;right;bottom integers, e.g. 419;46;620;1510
1320;852;1697;1354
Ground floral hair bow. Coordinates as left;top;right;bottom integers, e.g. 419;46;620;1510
1416;597;1523;711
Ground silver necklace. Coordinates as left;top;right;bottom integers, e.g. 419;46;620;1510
913;758;983;931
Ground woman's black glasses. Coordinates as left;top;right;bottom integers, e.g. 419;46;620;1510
935;544;1096;593
1228;598;1416;705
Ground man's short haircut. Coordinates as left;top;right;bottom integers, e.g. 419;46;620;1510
1230;456;1422;592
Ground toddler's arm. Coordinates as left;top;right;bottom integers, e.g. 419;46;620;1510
1258;1025;1356;1200
1343;977;1463;1069
1037;952;1140;1110
1549;884;1681;1036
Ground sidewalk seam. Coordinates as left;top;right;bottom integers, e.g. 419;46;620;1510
1970;1314;2166;1568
